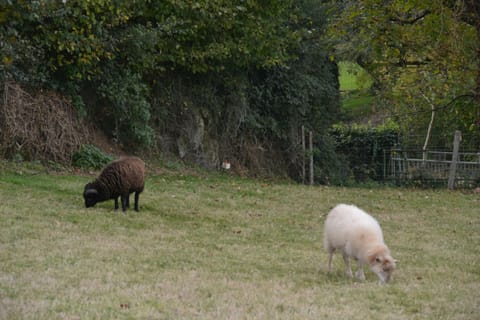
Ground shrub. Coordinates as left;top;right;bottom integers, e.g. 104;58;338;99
72;145;113;170
95;68;153;149
313;134;352;185
329;121;400;182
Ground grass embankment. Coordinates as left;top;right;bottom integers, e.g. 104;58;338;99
0;161;479;319
339;61;375;121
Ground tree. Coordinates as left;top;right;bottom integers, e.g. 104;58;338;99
456;0;480;106
125;0;298;74
1;0;301;149
1;0;342;180
245;0;341;178
329;0;479;148
1;1;131;84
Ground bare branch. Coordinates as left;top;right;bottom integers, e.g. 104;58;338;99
0;82;92;163
390;10;431;25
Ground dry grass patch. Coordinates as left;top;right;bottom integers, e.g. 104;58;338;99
0;162;479;319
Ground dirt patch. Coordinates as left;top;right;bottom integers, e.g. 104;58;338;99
89;129;126;158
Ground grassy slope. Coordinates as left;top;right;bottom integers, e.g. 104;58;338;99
0;162;479;319
338;62;373;92
339;61;376;121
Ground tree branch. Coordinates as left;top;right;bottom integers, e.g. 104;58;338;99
395;58;431;67
390;10;431;25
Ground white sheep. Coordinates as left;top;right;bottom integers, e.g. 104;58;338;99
324;204;396;283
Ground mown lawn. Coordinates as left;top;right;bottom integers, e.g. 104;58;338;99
0;161;479;319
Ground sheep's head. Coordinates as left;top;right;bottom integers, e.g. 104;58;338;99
368;246;396;283
84;184;99;208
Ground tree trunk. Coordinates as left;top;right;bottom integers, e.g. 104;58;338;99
463;1;480;105
423;106;435;161
476;25;480;107
421;92;436;161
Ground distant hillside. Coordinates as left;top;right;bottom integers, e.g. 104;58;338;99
338;61;376;122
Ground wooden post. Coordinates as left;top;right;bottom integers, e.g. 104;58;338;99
301;126;306;184
309;131;314;185
448;130;462;189
383;149;387;180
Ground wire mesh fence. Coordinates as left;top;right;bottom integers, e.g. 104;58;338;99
330;129;480;187
388;149;480;188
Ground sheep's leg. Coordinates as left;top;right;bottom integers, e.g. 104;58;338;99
327;248;335;273
126;194;130;209
134;192;140;212
114;197;119;210
121;194;128;212
355;263;366;281
342;252;353;278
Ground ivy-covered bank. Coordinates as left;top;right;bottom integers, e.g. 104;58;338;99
0;0;342;181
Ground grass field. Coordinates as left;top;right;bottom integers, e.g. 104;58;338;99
338;62;373;92
1;161;479;319
338;61;376;121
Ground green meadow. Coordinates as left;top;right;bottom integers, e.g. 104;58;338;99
339;61;376;121
1;161;479;319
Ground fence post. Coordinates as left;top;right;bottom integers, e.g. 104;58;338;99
448;130;462;189
309;131;314;185
383;149;386;180
301;126;306;184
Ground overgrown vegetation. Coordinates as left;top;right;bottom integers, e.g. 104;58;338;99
72;144;114;170
1;1;478;185
329;121;401;183
0;0;341;180
329;0;480;148
0;82;91;163
0;162;478;319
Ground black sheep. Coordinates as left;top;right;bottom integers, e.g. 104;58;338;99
83;156;145;212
